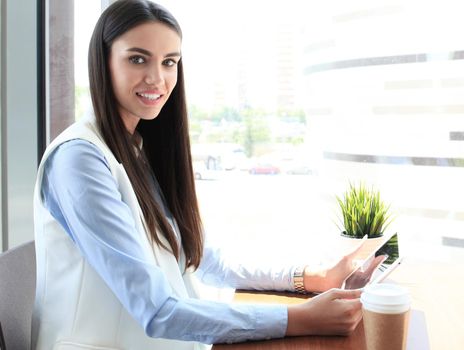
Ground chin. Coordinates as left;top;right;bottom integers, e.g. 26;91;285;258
140;112;161;121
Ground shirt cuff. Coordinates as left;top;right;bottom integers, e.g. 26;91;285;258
272;265;297;292
222;304;288;344
253;304;288;341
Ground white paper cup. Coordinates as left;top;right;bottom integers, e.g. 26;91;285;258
361;284;411;350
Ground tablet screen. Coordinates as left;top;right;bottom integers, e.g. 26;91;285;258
371;232;401;283
344;232;401;289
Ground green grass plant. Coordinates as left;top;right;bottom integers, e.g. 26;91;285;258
336;182;393;238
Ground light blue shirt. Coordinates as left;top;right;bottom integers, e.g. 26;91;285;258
41;139;293;344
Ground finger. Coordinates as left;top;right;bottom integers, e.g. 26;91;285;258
354;308;363;323
364;255;387;275
328;288;363;300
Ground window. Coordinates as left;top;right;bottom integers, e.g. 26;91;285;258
45;0;464;268
161;0;464;267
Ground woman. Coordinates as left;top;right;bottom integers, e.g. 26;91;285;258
32;1;374;349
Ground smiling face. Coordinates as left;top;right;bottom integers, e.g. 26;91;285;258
109;21;182;134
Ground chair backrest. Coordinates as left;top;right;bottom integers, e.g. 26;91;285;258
0;241;36;350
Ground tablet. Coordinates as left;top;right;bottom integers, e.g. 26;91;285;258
343;232;403;290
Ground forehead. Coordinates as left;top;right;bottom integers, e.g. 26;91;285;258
111;21;181;53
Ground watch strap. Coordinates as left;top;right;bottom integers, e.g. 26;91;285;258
293;266;307;294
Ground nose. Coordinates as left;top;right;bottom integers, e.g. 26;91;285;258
144;65;164;86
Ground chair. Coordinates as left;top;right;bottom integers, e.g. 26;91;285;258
0;241;36;350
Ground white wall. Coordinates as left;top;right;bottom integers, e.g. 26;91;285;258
1;0;38;250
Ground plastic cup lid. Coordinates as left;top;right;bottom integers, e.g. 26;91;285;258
361;283;411;313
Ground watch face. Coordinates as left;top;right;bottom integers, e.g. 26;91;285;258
294;266;305;276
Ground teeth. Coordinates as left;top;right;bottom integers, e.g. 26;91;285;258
137;92;160;100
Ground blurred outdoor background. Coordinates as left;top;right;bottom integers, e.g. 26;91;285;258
68;0;464;267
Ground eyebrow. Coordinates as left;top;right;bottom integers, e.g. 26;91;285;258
126;47;181;58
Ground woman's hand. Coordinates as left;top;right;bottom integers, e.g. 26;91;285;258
344;255;386;289
286;288;363;336
303;238;368;293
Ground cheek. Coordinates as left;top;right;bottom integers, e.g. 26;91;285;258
167;71;178;91
113;70;132;90
110;61;135;94
109;63;125;97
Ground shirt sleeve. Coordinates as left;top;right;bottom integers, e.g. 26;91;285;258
41;139;288;344
197;241;295;292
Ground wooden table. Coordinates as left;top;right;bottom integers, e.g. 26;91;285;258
213;257;464;350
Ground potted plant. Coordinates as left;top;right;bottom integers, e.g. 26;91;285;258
336;182;393;239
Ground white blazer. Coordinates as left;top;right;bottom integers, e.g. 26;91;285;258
32;117;210;350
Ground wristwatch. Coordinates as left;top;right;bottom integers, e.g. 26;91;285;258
293;266;307;294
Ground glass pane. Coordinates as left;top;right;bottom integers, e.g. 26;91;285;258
46;0;464;267
74;0;101;124
163;0;464;266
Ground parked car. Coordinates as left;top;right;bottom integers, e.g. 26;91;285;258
193;161;220;180
280;159;316;175
285;164;314;175
248;163;280;175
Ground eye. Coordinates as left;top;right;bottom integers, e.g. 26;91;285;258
129;55;146;64
163;58;178;67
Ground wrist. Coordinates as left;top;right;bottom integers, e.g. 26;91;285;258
303;266;327;293
286;304;305;336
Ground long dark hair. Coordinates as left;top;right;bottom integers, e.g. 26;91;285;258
88;0;203;269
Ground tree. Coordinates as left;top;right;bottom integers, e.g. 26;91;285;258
210;106;242;123
236;108;271;157
277;108;307;124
